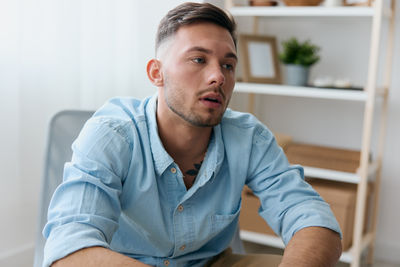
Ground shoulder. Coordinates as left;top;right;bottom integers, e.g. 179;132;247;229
94;96;151;122
220;108;274;144
82;96;154;144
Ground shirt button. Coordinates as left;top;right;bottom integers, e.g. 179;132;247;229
164;259;170;266
179;245;186;251
171;167;177;174
177;205;184;212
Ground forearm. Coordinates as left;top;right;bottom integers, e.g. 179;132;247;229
52;246;152;267
280;226;342;267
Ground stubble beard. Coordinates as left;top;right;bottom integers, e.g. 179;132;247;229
163;77;228;128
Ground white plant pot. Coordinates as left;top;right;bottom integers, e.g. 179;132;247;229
285;64;310;86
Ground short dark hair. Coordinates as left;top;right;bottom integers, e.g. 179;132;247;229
155;2;236;54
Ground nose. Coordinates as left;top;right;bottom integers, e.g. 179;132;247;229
207;63;225;87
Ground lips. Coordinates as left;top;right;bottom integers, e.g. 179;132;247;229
200;93;223;108
201;93;222;103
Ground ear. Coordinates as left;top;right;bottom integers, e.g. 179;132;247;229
146;59;164;87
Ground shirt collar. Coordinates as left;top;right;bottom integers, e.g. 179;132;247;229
146;94;174;176
146;93;225;179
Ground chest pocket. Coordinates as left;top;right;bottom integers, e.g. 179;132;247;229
210;199;241;235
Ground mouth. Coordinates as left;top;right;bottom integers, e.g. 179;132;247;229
202;96;222;104
199;93;224;110
200;92;223;104
199;93;223;109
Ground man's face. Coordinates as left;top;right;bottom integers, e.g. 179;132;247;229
157;22;237;127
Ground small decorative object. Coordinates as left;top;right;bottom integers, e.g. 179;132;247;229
249;0;278;6
312;77;353;88
283;0;323;6
312;76;334;87
343;0;373;6
333;78;352;88
279;37;320;86
323;0;343;6
239;34;281;84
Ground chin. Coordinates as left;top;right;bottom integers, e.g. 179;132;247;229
196;116;223;127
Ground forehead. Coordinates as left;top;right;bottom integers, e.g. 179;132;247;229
171;22;236;53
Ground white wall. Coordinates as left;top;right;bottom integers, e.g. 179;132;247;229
0;0;25;256
220;1;400;264
0;0;192;265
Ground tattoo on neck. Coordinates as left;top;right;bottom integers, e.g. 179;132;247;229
185;161;203;176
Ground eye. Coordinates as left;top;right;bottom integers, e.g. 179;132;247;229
222;63;234;71
192;57;205;64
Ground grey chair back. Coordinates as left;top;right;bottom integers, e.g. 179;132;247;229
34;110;94;267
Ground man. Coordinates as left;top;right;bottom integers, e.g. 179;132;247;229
43;2;342;267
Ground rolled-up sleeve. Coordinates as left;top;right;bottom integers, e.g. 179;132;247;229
246;127;342;245
42;117;132;267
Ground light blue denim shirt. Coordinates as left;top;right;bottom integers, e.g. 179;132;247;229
43;94;341;267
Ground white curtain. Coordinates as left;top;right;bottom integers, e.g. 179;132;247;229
0;0;189;261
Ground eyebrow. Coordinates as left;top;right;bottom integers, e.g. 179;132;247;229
186;46;238;61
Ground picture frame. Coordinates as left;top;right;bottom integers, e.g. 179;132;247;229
239;34;281;84
343;0;373;6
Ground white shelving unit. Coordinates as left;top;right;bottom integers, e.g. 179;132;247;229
225;1;396;266
228;5;393;17
229;6;375;16
234;82;371;101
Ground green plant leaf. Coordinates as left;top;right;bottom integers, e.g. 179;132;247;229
279;37;320;67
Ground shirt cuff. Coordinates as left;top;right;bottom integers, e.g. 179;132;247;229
263;201;343;245
43;222;110;267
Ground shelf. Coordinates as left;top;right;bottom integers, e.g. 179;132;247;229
240;230;285;249
229;6;391;18
239;230;362;263
234;82;369;101
304;166;360;183
301;160;379;183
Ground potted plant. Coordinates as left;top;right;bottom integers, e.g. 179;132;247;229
279;37;320;86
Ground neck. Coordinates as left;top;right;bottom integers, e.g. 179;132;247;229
158;118;212;162
156;106;212;163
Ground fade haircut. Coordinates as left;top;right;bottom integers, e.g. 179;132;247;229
155;2;236;56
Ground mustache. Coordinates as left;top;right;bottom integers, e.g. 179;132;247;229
197;87;226;101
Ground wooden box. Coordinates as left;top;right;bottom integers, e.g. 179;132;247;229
307;179;371;250
239;180;372;250
239;186;277;237
285;143;361;173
